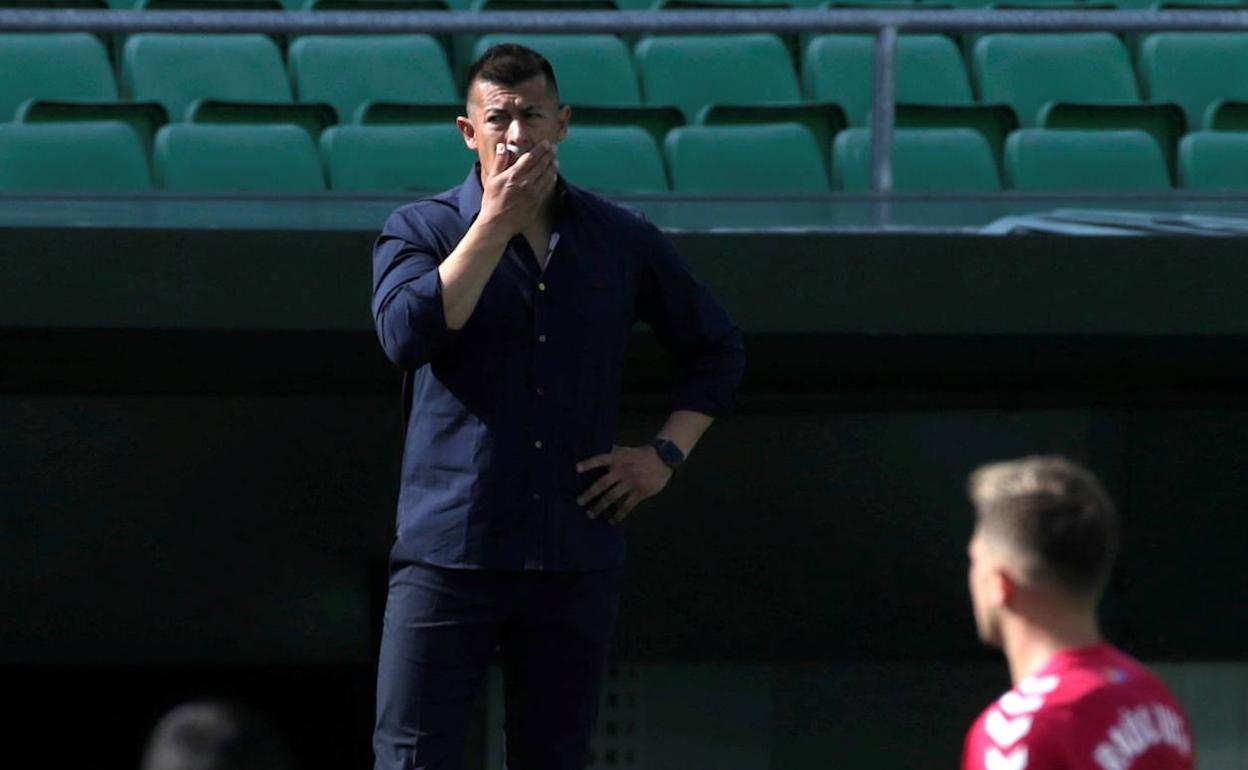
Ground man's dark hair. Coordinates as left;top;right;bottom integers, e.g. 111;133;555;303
466;44;560;103
969;455;1119;599
141;700;292;770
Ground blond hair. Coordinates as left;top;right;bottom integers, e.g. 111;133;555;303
969;455;1118;597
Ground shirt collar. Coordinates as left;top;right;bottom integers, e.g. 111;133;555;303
457;162;574;225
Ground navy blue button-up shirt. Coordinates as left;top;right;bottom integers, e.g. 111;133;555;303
372;168;745;571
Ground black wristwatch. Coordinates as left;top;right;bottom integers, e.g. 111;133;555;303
648;438;685;470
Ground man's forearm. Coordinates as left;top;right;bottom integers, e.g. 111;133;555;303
656;410;715;459
438;218;511;330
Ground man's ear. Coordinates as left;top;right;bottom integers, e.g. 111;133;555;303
995;568;1019;609
556;104;571;143
456;115;477;150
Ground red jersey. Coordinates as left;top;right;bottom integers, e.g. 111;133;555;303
963;644;1195;770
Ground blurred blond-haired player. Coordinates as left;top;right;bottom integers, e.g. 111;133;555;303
963;456;1195;770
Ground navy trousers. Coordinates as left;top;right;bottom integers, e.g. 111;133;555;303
373;558;625;770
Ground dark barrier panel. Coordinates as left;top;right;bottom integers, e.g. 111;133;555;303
3;228;1247;669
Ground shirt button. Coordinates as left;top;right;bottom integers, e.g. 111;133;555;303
534;440;543;449
532;493;541;502
535;386;545;397
538;334;547;343
538;282;546;292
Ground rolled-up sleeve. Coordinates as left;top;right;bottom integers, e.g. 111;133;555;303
372;208;454;370
637;224;746;415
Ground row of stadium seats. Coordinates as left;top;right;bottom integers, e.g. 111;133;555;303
6;30;1248;190
5;31;1247;132
14;0;1248;10
1;120;1245;192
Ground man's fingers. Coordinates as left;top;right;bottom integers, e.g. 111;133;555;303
511;146;554;184
589;482;631;519
576;473;619;508
493;142;511;174
609;493;639;525
576;452;613;473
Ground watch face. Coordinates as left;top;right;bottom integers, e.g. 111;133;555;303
653;439;684;468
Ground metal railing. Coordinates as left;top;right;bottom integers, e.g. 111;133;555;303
3;8;1248;192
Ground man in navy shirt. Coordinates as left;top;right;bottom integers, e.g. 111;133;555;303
371;44;745;770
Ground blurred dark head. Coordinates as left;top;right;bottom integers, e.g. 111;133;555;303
141;700;291;770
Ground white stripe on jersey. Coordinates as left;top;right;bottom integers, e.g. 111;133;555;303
987;746;1029;770
986;709;1034;748
999;690;1046;716
1019;675;1060;695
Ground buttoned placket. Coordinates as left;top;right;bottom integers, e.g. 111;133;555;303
525;231;562;570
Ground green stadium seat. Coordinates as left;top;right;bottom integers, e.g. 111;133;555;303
1138;33;1248;131
1003;129;1171;191
696;103;847;179
358;103;463;126
121;34;293;122
972;33;1141;128
657;0;790;7
803;34;972;126
1038;102;1186;179
452;0;618;83
558;126;669;193
471;35;641;107
1151;0;1248;8
663;123;828;193
960;2;1115;59
635;35;802;123
825;0;939;5
473;0;616;7
1177;131;1248;191
832;127;1000;192
305;0;452;8
1205;101;1248;131
289;35;457;124
138;0;282;8
319;125;473;192
0;121;152;191
0;33;116;121
154;124;326;191
564;106;685;149
803;34;1017;168
893;104;1018;173
0;0;107;7
15;100;169;157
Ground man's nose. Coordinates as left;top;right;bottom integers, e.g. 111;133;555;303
506;120;528;147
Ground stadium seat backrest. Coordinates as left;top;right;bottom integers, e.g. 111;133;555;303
973;33;1139;127
1177;130;1248;191
154;123;326;191
122;34;293;121
635;35;802;122
663;123;828;193
832;127;1000;191
1003;128;1171;190
1139;33;1248;131
558;126;669;193
319;124;474;191
0;121;151;191
289;35;457;123
0;33;117;121
804;34;972;126
472;34;642;107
